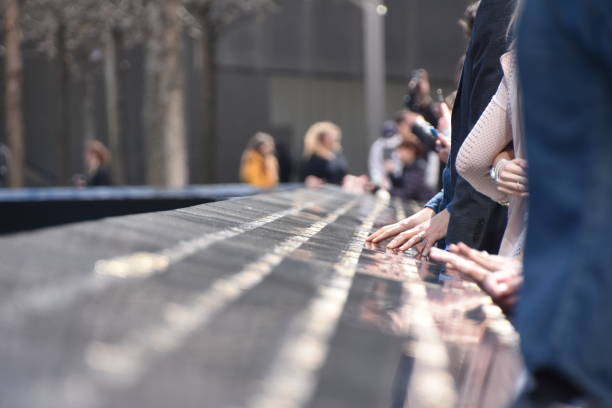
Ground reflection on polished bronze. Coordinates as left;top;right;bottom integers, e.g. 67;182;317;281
0;186;522;408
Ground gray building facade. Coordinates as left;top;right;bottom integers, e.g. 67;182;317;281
0;0;470;186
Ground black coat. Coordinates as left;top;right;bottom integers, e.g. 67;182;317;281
444;0;513;252
389;160;433;202
300;154;348;185
87;166;112;186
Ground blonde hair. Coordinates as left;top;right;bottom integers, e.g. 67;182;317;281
303;121;342;158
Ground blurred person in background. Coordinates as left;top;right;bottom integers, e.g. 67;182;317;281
368;120;402;190
404;69;440;128
395;110;420;145
240;132;279;189
84;140;112;187
300;121;348;187
0;143;10;188
388;139;433;202
396;109;448;191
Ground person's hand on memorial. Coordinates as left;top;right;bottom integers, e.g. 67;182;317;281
431;243;524;312
482;267;523;312
342;175;372;194
408;209;450;258
429;247;489;284
496;158;528;197
366;207;435;244
448;242;518;271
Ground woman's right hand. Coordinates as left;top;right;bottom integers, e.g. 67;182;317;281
305;175;325;188
497;158;529;197
366;207;435;244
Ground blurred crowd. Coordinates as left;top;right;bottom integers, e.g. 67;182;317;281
369;0;612;407
2;0;609;405
242;0;612;406
238;68;453;199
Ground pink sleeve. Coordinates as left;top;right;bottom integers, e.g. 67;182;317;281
456;79;512;203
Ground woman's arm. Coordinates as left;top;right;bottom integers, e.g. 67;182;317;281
456;80;513;203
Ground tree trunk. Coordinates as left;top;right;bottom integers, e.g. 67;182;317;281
160;0;188;187
143;0;187;187
199;9;217;184
57;23;71;186
4;0;25;188
103;29;124;185
83;69;96;144
143;2;163;185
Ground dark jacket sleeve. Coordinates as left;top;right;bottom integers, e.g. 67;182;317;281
425;190;444;213
445;0;512;252
446;176;507;252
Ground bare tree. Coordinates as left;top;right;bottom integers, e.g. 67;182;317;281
20;0;188;187
13;0;281;187
4;0;25;187
142;0;281;186
20;0;146;185
99;1;147;185
183;0;282;183
141;0;187;186
21;0;90;184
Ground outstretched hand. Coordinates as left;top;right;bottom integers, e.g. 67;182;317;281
385;209;449;260
366;207;435;244
429;247;489;283
430;243;523;312
449;242;517;271
483;268;523;310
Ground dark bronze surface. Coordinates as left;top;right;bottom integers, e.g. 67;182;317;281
0;187;522;408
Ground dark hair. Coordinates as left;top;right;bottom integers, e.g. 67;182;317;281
459;1;481;39
405;69;431;109
398;139;424;159
86;140;111;165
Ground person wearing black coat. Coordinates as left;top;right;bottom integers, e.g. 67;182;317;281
85;140;113;187
368;0;512;255
388;140;433;202
300;121;348;186
443;0;512;253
